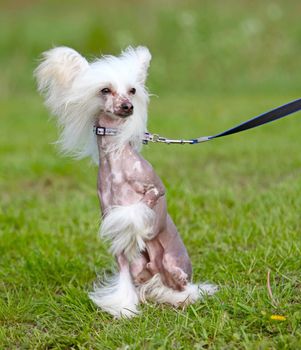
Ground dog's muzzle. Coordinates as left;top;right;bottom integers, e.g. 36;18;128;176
115;102;134;118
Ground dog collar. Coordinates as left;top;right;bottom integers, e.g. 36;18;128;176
94;126;118;136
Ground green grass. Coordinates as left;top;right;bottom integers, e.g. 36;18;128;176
1;1;301;349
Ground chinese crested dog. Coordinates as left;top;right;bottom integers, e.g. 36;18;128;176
35;46;216;318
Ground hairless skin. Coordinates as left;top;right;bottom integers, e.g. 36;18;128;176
97;113;192;291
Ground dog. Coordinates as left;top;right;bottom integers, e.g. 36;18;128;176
35;46;216;318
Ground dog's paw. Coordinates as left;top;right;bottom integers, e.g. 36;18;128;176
134;269;153;285
162;266;188;291
171;267;188;286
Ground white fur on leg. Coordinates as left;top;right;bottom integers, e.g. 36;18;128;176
89;269;139;318
100;203;155;261
137;274;217;307
198;283;218;296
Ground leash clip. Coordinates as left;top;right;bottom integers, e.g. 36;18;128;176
151;134;160;142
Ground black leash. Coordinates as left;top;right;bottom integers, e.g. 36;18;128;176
94;98;301;145
143;98;301;144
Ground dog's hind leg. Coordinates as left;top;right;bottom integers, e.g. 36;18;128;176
137;273;217;307
89;253;139;318
130;250;153;285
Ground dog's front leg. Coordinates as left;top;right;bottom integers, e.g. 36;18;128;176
129;177;165;209
141;184;165;208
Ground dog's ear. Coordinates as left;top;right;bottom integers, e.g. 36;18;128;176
134;46;152;84
35;46;89;95
122;46;152;84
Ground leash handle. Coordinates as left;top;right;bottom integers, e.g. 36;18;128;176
144;98;301;145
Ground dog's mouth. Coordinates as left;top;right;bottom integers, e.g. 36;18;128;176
103;110;133;119
114;110;133;118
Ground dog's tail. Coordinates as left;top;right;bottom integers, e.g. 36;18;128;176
100;203;155;261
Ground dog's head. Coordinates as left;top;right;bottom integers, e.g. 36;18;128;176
35;46;152;161
91;46;151;120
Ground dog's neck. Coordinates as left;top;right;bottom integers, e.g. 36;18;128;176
96;113;130;160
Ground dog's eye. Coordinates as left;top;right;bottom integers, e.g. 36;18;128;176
101;88;111;95
129;88;136;95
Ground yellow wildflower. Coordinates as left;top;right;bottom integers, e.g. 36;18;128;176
270;315;286;321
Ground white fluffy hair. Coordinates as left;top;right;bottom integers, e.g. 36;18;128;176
89;271;217;319
100;203;155;261
34;46;151;163
138;274;218;307
89;268;139;318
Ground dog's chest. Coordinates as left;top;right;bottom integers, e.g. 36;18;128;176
97;148;154;209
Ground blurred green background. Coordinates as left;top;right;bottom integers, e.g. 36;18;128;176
1;0;300;98
1;1;301;348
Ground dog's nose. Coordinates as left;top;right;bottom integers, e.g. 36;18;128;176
121;102;133;113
